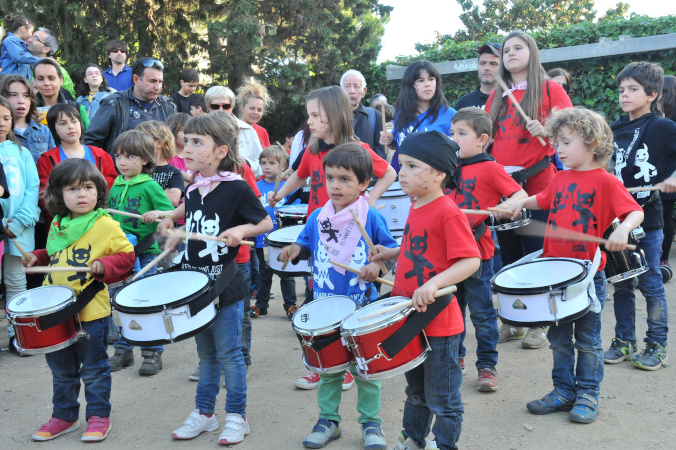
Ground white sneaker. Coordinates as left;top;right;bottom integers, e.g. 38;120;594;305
218;413;250;445
171;409;218;440
188;367;200;381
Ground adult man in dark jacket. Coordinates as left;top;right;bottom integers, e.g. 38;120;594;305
84;57;176;155
454;43;501;110
340;69;386;159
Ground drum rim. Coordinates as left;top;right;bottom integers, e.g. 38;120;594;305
292;296;357;336
356;344;430;381
491;258;588;294
6;286;76;318
265;225;305;247
340;297;413;334
13;329;84;355
112;269;211;313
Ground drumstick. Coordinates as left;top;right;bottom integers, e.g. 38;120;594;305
12;239;31;260
515;219;637;251
461;209;494;215
375;203;386;210
24;266;92;273
495;75;547;147
350;209;388;273
107;208;163;223
380;103;387;133
329;260;394;287
273;170;282;197
357;285;458;321
165;228;255;247
487;207;514;215
627;186;661;193
132;247;173;281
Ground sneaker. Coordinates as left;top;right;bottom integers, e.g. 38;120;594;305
633;342;669;371
498;324;527;343
604;337;637;364
477;368;498;392
188;366;200;381
568;393;599;424
458;358;466;375
286;305;299;320
522;327;548;349
295;372;321;389
526;390;575;415
303;419;340;448
32;418;80;441
81;416;111;442
108;347;134;372
362;422;386;450
389;432;424;450
171;409;219;439
218;413;250;445
139;349;162;376
251;306;267;318
342;370;355;390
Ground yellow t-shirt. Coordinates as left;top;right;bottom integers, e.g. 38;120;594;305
43;215;134;322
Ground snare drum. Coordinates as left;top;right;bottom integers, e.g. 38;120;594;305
292;296;357;373
341;297;430;380
505;166;525;184
170;251;185;268
602;220;648;283
265;225;312;277
370;181;409;238
6;286;83;355
488;208;531;231
492;258;592;326
276;205;309;228
112;270;215;345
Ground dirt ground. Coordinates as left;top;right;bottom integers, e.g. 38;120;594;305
1;265;675;449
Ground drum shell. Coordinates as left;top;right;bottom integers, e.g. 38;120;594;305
265;227;312;277
276;205;309;228
601;221;648;283
296;331;355;373
488;208;531;231
370;182;409;237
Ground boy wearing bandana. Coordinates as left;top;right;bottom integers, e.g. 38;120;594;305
282;143;398;450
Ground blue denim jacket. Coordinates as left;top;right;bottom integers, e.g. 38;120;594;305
14;119;56;164
0;32;40;80
76;91;113;120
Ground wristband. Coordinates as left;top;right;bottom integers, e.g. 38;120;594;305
164;215;174;221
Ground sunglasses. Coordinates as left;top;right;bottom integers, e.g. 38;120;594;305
210;103;232;110
141;59;164;70
110;49;127;54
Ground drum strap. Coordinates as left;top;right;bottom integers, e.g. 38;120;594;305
472;221;487;241
380;292;452;359
510;155;550;184
295;331;343;352
134;234;156;256
37;280;106;331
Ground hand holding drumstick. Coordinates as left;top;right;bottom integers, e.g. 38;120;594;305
495;75;547;146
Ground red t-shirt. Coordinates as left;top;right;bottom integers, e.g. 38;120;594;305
253;123;271;148
391;195;481;337
485;81;573;195
296;142;389;215
536;169;641;270
448;160;522;260
235;163;262;264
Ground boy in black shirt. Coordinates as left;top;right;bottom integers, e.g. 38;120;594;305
171;68;199;114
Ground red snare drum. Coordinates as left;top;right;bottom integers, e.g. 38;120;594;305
340;297;430;380
291;296;356;373
6;286;83;355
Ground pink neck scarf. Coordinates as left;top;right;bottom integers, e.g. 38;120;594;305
187;171;243;204
502;80;528;97
316;195;369;275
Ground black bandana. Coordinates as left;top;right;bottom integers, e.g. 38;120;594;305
398;131;459;176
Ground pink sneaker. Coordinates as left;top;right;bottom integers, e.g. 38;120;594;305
294;372;320;389
81;416;111;442
342;370;355;390
32;417;80;441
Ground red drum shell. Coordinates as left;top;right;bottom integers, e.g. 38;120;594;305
299;331;355;373
13;316;79;353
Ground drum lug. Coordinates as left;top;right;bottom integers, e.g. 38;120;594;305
163;313;175;337
548;287;561;326
376;343;393;361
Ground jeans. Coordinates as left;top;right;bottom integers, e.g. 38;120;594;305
45;317;111;422
491;231;503;273
613;229;669;346
112;252;163;353
194;299;247;416
255;247;297;310
456;259;498;370
661;198;675;261
402;335;463;450
249;247;259;293
237;262;252;366
496;210;549;265
548;271;606;400
3;253;27;338
318;366;382;424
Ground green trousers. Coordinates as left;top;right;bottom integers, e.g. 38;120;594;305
318;366;382;424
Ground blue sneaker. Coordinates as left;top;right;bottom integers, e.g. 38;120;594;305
303;419;340;448
634;342;669;371
569;393;599;424
361;422;386;450
526;390;574;415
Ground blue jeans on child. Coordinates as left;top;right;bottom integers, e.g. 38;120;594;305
456;259;498;370
45;316;111;422
255;247;297;310
249;247;259;294
112;252;163;353
238;262;252;367
612;229;669;346
402;334;463;450
194;299;247;416
548;271;606;400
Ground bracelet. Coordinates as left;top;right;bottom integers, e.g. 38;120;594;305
164;215;174;221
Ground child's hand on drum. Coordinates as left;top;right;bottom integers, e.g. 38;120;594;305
359;262;380;282
282;243;300;262
22;252;37;267
606;225;630;252
267;191;281;208
219;227;244;247
412;282;438;313
509;200;527;220
369;244;399;262
91;260;105;275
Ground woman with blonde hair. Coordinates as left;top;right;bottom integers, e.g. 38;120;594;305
237;78;272;148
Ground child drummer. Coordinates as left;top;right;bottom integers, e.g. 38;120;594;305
508;107;643;424
370;131;481;450
281;143;398;450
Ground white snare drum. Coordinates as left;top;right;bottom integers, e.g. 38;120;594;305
370;181;410;237
292;296;357;373
489;208;531;231
492;258;592;326
276;204;309;228
505;166;525;184
341;297;430;380
112;270;215;345
265;225;312;277
6;286;83;355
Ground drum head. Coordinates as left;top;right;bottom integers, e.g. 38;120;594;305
504;166;524;175
266;225;304;247
341;296;411;331
278;205;308;215
292;296;356;333
172;251;184;265
7;286;74;316
114;270;211;310
493;259;587;294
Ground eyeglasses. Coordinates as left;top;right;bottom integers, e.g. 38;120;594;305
141;59;164;70
111;49;127;54
32;34;45;45
210;103;232;110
